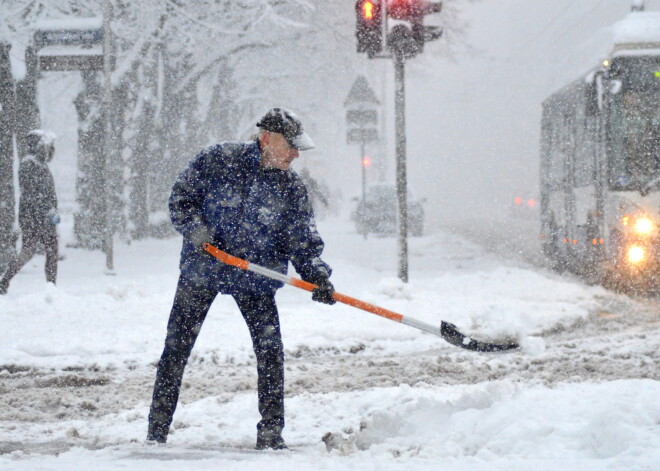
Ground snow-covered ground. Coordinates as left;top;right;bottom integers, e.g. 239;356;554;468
0;218;658;471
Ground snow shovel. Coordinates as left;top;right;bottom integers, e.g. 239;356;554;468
203;244;519;353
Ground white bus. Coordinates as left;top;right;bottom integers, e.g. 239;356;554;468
540;11;660;291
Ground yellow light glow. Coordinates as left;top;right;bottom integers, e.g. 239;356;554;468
634;217;655;235
622;215;630;226
363;0;374;20
627;245;645;264
603;59;610;67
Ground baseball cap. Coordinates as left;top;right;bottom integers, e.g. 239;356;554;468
256;107;315;150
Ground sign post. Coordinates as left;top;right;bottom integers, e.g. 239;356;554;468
35;18;104;71
34;13;115;273
344;76;381;215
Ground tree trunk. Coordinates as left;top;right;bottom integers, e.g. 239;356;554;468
74;71;106;249
0;43;16;268
204;58;237;143
14;47;40;160
108;79;128;240
129;94;155;239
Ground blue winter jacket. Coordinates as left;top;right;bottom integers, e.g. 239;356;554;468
170;140;331;294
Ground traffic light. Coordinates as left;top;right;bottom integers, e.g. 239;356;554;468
388;0;424;20
387;0;443;21
356;0;383;57
362;155;372;168
387;0;442;57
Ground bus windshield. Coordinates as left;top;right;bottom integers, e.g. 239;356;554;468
607;56;660;191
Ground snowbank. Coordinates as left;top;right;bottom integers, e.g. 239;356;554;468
0;220;656;471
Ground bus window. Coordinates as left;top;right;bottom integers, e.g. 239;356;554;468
608;56;660;190
609;90;660;189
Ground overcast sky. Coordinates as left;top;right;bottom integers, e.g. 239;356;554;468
391;0;660;225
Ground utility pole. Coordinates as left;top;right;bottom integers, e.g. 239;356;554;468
393;51;408;281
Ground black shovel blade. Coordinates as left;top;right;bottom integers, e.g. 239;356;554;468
440;322;519;353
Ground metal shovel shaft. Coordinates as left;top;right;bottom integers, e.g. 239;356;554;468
202;244;519;352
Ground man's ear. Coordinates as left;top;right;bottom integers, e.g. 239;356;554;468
259;131;270;146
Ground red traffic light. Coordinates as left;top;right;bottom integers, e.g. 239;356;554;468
388;0;421;20
362;156;372;167
388;0;442;20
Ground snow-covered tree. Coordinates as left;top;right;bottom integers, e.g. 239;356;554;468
0;0;477;244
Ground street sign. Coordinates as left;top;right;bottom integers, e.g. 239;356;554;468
35;28;103;48
345;76;382;231
347;128;379;144
345;75;380;144
34;18;105;72
344;75;380;106
346;109;378;126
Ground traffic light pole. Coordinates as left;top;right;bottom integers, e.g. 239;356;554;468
355;0;443;283
394;51;408;282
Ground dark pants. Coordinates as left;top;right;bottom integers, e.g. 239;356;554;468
1;226;58;286
148;275;285;441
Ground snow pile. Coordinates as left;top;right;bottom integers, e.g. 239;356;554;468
35;18;103;31
612;12;660;45
2;380;658;471
344;380;660;464
552;11;660;89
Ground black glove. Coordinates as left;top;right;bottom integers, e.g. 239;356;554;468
189;224;213;254
309;274;336;305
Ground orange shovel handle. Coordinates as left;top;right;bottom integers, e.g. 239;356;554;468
203;243;403;323
201;244;519;353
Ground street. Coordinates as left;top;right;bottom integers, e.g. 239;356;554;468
1;217;658;470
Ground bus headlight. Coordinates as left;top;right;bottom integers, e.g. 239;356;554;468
627;245;646;264
634;217;655;236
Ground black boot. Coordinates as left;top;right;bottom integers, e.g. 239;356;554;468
256;428;287;450
146;423;168;444
146;432;167;444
